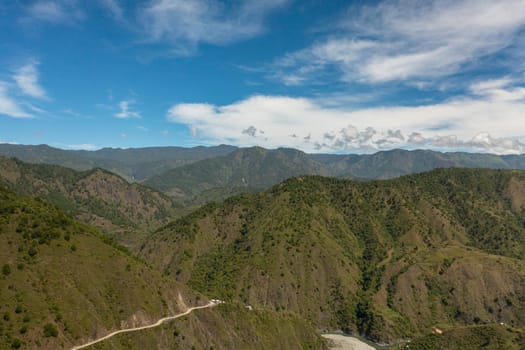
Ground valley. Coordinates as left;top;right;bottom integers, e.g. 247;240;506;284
1;146;524;349
4;1;525;348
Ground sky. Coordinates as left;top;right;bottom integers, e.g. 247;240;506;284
1;0;525;154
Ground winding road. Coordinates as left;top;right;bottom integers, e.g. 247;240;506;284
70;301;217;350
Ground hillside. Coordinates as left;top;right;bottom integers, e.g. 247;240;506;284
144;147;330;204
140;168;525;345
0;186;326;349
0;157;178;247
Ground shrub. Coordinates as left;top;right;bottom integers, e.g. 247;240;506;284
28;247;37;258
11;339;21;349
43;323;58;337
2;264;11;276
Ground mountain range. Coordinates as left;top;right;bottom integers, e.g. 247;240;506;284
1;143;525;349
2;144;525;206
140;168;525;346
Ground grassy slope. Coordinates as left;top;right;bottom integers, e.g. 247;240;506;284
140;168;525;344
393;324;525;350
0;157;178;247
88;303;326;350
0;186;197;349
0;186;326;349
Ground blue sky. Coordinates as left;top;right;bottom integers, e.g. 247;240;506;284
1;0;525;154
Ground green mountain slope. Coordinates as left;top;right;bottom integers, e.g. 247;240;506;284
392;324;525;350
87;302;326;350
0;186;325;349
140;168;525;344
0;185;197;349
0;157;178;247
144;147;330;204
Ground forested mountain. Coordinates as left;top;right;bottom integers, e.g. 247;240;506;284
0;186;325;349
0;157;179;247
3;143;525;348
140;168;525;347
143;147;330;205
2;144;524;198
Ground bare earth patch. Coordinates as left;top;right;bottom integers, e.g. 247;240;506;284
322;334;376;350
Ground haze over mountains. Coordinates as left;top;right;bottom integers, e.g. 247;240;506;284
1;144;525;349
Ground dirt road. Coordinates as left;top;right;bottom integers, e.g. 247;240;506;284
70;301;216;350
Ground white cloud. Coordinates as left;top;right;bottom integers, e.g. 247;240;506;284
0;83;31;118
166;90;525;154
139;0;288;54
13;62;47;99
25;0;85;24
275;0;525;84
469;78;525;102
64;143;99;150
115;100;141;119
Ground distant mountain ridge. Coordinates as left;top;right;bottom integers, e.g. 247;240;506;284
143;146;330;204
0;143;237;181
2;143;525;204
144;147;525;204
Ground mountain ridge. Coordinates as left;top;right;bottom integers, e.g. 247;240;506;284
140;168;525;345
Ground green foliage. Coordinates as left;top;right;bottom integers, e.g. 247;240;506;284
0;156;179;250
43;323;58;337
10;338;22;349
143;168;525;344
2;264;11;276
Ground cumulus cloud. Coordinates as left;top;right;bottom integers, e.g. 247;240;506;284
0;83;31;118
275;0;525;84
242;126;258;137
115;100;141;119
13;62;47;99
139;0;288;54
166;90;525;154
